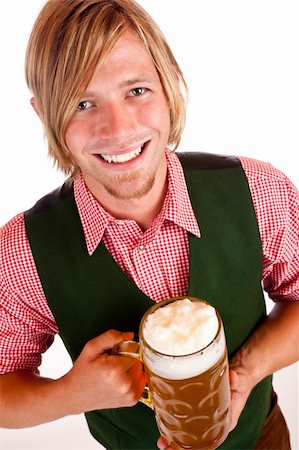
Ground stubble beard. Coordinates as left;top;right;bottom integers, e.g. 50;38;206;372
103;168;155;200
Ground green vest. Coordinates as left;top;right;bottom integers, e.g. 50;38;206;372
25;152;272;450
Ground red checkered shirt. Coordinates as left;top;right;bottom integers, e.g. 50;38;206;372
0;152;298;374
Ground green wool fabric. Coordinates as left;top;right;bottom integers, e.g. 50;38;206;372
25;152;272;449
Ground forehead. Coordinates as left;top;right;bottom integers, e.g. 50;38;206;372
104;29;150;61
89;29;160;86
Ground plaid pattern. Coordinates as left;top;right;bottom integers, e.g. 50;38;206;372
0;152;298;373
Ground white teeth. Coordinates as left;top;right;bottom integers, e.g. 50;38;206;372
101;147;143;164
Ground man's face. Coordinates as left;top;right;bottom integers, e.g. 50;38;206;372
65;29;171;201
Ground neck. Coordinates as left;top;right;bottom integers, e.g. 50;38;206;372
103;180;168;231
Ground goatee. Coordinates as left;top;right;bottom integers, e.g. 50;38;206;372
103;170;155;200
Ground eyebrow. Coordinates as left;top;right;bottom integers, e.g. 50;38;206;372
82;76;158;98
119;76;158;88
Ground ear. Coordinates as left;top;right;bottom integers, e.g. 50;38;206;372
30;97;41;118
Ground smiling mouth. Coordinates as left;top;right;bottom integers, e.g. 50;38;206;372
99;142;147;164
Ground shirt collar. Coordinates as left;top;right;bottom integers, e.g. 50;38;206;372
74;151;200;255
164;151;200;236
74;173;111;255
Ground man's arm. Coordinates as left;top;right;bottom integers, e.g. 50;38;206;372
228;300;299;430
0;330;146;428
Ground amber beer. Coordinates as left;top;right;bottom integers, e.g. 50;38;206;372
139;297;231;450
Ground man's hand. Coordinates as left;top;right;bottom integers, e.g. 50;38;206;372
228;367;253;431
62;329;147;413
0;329;146;428
157;436;172;450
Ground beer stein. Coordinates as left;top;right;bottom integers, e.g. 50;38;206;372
112;296;231;450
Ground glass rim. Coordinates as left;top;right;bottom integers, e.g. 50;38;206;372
140;296;223;358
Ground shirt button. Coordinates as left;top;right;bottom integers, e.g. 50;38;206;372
139;245;145;252
115;220;125;226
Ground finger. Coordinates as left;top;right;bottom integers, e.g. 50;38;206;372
127;360;147;386
108;354;143;374
229;368;239;390
157;436;173;450
106;359;146;406
84;330;134;357
125;363;147;401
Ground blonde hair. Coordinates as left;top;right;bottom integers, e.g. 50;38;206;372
25;0;188;174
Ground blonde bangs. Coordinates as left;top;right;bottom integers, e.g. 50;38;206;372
25;0;187;174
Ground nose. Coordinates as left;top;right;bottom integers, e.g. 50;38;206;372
96;101;137;142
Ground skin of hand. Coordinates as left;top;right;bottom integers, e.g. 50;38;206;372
61;329;147;413
0;329;147;428
157;436;172;450
157;301;299;449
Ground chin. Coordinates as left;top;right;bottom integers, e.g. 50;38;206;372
105;176;155;200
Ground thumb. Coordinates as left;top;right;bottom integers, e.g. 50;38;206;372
229;368;239;390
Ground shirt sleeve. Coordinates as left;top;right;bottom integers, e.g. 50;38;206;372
0;302;54;374
239;156;299;302
0;213;58;374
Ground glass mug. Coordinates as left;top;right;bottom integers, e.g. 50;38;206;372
112;296;231;450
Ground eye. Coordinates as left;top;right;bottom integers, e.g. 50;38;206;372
76;100;93;111
128;87;146;97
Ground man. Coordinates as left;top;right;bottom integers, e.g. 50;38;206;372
0;1;298;449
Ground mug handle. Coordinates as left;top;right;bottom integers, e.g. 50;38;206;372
111;340;153;409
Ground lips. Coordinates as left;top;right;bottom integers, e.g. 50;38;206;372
99;142;147;164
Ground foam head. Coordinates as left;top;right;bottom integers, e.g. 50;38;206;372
140;298;226;380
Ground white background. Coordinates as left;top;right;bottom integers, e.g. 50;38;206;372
0;0;298;449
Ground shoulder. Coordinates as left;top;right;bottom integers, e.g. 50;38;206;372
238;156;289;183
0;213;34;304
1;212;27;250
177;151;240;170
0;213;30;279
238;156;298;209
25;179;73;217
238;156;298;257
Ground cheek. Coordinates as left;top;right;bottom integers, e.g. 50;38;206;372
157;96;171;131
64;126;73;153
65;121;88;155
141;98;170;133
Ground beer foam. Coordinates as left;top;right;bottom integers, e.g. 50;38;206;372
142;299;226;380
143;299;218;356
